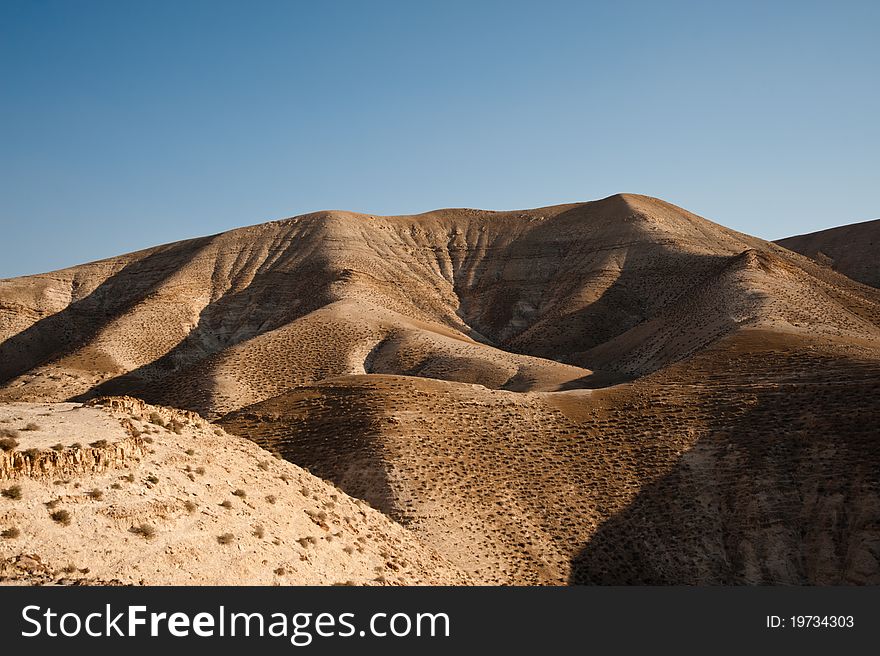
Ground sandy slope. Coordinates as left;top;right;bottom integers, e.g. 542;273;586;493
220;330;880;585
777;218;880;289
1;194;879;586
0;397;470;585
2;194;878;416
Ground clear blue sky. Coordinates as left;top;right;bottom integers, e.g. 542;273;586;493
1;0;877;278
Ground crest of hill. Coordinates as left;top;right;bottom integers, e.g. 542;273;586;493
776;218;880;289
1;194;879;415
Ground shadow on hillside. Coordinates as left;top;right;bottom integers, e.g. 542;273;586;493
72;236;336;411
219;385;397;517
568;361;880;585
451;196;739;375
0;237;217;385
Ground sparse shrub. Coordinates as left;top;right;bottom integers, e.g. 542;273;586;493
50;509;71;526
213;428;223;436
253;525;265;539
143;436;154;444
195;467;205;476
70;442;82;449
148;412;165;427
130;523;156;539
0;437;18;451
110;483;122;490
123;473;135;483
22;422;40;431
232;489;246;498
219;500;233;509
0;427;20;440
1;485;22;500
343;546;354;555
184;500;197;513
1;527;20;539
257;460;270;471
90;440;108;448
185;448;195;456
274;567;285;576
146;474;159;485
86;488;103;501
23;448;40;459
62;563;77;574
51;443;65;451
171;420;184;434
265;495;276;504
217;533;234;545
45;499;59;510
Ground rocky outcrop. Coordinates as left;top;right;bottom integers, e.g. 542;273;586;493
0;436;145;481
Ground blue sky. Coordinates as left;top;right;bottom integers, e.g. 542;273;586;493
1;0;877;278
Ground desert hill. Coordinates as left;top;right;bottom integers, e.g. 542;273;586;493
219;329;880;584
0;397;470;585
2;194;879;417
2;194;880;585
777;218;880;289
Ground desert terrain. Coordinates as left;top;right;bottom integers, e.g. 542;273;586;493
776;218;880;289
1;193;878;584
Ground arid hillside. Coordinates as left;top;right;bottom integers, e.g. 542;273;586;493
0;397;470;585
777;218;880;289
1;194;879;417
1;194;879;585
219;330;880;585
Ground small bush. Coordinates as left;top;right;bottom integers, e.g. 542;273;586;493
274;567;285;576
257;460;271;471
217;533;234;545
265;495;276;504
146;474;159;485
1;527;20;539
0;437;18;451
86;488;103;501
143;436;154;444
148;412;165;427
130;523;156;539
50;509;71;526
70;442;83;449
185;448;195;456
90;439;108;448
22;422;40;431
171;420;184;434
219;500;233;509
51;443;65;451
184;500;197;513
232;489;246;498
1;485;22;500
0;427;20;440
123;473;135;483
253;525;265;539
195;467;205;476
23;448;40;459
110;482;122;490
62;563;77;574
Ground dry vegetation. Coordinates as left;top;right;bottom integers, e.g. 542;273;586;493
0;194;878;585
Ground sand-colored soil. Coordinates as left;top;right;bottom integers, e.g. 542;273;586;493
0;398;469;585
1;193;879;585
